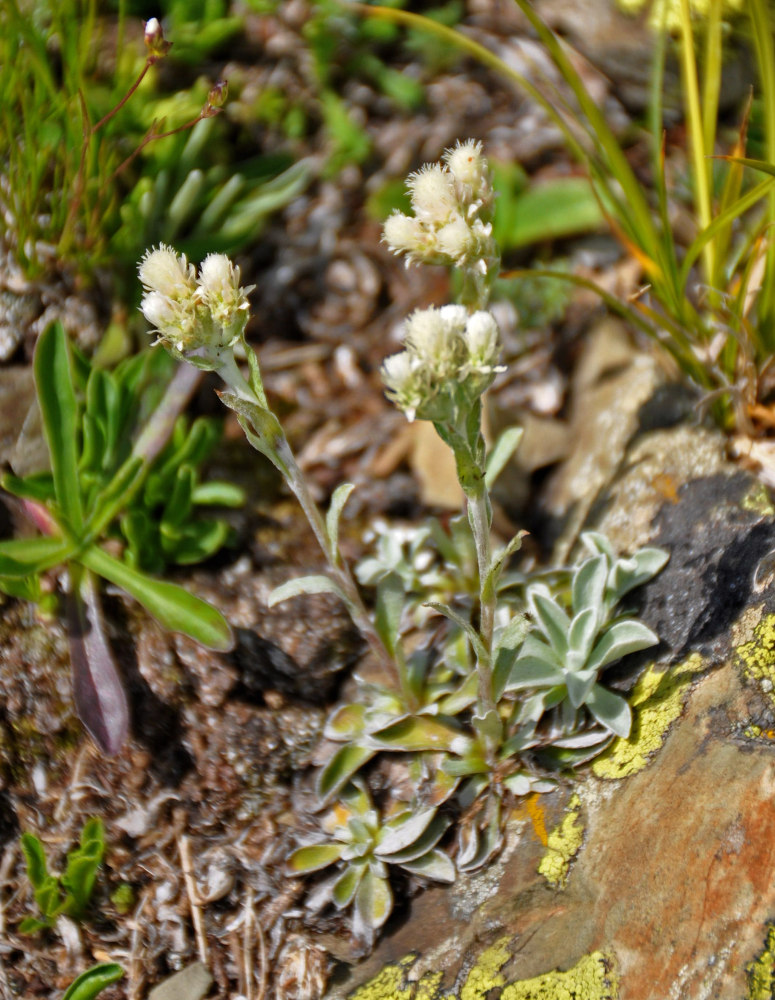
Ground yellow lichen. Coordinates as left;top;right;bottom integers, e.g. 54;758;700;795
736;615;775;709
501;951;617;1000
537;793;583;888
747;926;775;1000
592;654;704;780
348;957;417;1000
344;941;618;1000
741;484;775;517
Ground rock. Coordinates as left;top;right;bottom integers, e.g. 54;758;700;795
324;387;775;998
148;962;213;1000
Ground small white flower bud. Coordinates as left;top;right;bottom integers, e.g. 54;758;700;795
139;244;196;297
381;351;425;422
435;215;475;264
444;140;486;190
464;311;502;372
140;290;175;331
197;253;254;349
383;213;431;262
407;165;457;222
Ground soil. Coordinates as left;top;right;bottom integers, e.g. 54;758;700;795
0;1;746;998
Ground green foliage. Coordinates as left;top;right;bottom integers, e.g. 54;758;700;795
19;818;105;933
0;322;235;752
111;115;311;270
61;964;124;1000
288;779;454;943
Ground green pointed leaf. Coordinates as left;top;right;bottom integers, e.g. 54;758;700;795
424;601;488;665
268;574;347;607
609;547;669;603
377;807;438;857
399;848;456;882
317;744;376;804
494;613;531;655
371;715;464;753
572;554;608;618
586;619;659;673
505;653;563;692
191;481;246;507
485;426;523;488
332;861;366;908
288;843;344;873
34;322;83;532
586;684;632;737
61;963;124;1000
472;708;503;747
485;531;526;599
527;589;569;656
326;483;355;563
1;472;55;505
374;572;404;657
565;669;596;709
80;545;233;651
0;536;75;576
354;866;392;936
379;814;450;864
568;607;598;663
20;833;48;890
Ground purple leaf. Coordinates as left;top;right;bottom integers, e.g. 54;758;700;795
67;573;129;756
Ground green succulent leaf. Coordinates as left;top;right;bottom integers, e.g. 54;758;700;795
585;683;632;737
317;744;376;804
608;547;670;603
288;843;345;874
20;833;49;890
353;866;392;937
586;619;659;673
0;534;76;579
34;321;83;533
2;471;55;505
61;963;124;1000
80;545;233;651
528;589;569;656
571;554;608;618
377;807;439;857
567;606;598;663
371;715;465;753
374;572;405;658
379;813;450;864
332;860;367;908
399;848;456;882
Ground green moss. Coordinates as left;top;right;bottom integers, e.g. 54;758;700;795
345;940;618;1000
537;793;584;888
736;615;775;709
592;654;704;779
747;925;775;1000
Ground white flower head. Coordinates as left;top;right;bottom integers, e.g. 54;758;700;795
435;215;475;264
444;140;493;216
381;351;425;422
383;212;432;264
464;310;503;373
138;244;196;298
404;306;466;379
407;164;457;223
196;253;254;348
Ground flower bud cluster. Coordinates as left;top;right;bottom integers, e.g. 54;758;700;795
381;305;504;422
383;140;497;276
138;245;254;365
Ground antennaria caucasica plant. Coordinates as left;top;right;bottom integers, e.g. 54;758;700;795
138;142;667;941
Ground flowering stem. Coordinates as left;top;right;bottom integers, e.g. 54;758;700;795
216;353;403;689
464;476;498;724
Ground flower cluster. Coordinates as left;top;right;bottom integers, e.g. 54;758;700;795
383;140;497;276
381;305;503;422
138;245;254;367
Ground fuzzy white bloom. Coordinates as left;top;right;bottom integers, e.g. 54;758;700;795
407;164;458;222
381;351;425;422
138;245;254;361
382;141;498;279
404;306;466;379
463;311;503;373
197;253;254;348
139;244;196;298
444;140;487;191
